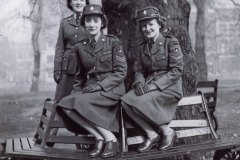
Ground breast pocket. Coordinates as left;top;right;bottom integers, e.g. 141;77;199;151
154;54;168;70
100;54;111;62
98;52;112;72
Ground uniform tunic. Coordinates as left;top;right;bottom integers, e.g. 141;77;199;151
57;34;127;132
121;34;184;126
54;15;88;101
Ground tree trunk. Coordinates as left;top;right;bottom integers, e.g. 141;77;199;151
30;0;43;91
103;0;208;159
193;0;208;81
103;0;197;93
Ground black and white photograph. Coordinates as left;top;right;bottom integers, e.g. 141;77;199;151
0;0;240;159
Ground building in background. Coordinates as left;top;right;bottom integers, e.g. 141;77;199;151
190;0;240;83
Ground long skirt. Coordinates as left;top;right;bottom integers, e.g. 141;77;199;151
121;90;179;126
57;91;119;132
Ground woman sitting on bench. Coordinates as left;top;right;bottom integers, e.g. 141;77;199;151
121;6;184;152
57;4;127;158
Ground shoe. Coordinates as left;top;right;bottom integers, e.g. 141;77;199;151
101;141;119;158
159;131;177;150
89;139;104;158
137;135;160;152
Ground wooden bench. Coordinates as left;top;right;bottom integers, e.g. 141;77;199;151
197;79;218;131
4;80;240;159
33;98;95;149
120;91;219;152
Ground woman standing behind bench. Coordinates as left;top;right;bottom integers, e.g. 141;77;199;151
57;4;127;158
121;6;184;152
53;0;89;102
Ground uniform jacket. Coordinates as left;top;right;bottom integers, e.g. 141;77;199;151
133;34;184;99
54;15;88;74
73;34;127;100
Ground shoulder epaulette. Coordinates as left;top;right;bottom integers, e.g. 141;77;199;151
164;35;173;39
62;14;73;21
75;38;89;46
105;34;119;40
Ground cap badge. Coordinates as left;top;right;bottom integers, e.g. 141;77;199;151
143;10;147;15
90;6;94;11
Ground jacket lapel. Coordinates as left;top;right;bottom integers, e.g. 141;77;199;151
143;42;151;57
68;15;78;27
82;39;95;57
94;34;105;53
151;34;165;55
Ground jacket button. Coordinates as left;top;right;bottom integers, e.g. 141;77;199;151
75;35;77;38
76;27;78;30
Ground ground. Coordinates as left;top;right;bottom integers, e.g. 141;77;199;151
0;87;240;159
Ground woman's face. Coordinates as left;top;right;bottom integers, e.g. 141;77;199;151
140;18;161;40
71;0;86;13
84;15;103;36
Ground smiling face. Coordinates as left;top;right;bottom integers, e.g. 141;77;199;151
70;0;86;13
84;15;103;37
140;18;161;40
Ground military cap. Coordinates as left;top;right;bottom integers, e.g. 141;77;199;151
136;6;166;30
81;4;108;29
82;4;104;16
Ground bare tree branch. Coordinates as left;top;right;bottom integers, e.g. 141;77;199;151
230;0;240;8
23;0;38;20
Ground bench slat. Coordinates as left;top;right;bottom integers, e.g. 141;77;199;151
46;135;95;144
127;127;211;145
5;139;13;154
169;120;208;128
176;127;211;138
177;95;203;106
44;101;54;111
13;138;22;151
41;116;49;125
36;127;45;140
203;92;217;99
50;121;65;128
21;138;31;150
197;81;218;88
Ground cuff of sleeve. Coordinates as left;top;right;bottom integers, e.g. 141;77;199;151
154;82;163;91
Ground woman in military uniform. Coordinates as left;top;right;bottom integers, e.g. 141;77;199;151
53;0;89;101
57;4;127;158
121;6;184;152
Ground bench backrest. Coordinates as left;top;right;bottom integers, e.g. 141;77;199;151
197;79;218;113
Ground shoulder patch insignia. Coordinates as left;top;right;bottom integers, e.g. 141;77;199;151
118;48;123;53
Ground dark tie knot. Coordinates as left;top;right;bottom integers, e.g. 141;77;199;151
149;39;154;50
91;39;96;48
76;15;81;26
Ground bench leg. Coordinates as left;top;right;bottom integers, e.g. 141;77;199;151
41;104;57;147
120;106;128;153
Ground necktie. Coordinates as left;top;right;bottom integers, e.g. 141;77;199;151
149;40;154;51
76;15;81;26
91;39;96;49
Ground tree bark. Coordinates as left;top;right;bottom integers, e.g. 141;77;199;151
30;0;43;91
103;0;197;94
193;0;208;81
103;0;208;159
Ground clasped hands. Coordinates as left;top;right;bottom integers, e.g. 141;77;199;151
81;84;102;93
134;83;158;96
